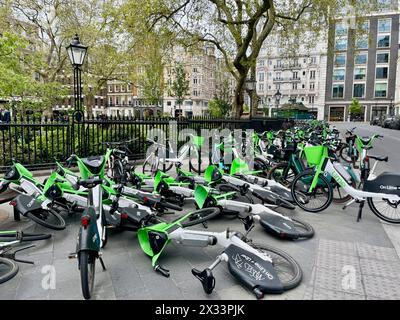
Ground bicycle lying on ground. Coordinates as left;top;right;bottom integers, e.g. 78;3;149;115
137;207;302;299
0;231;51;284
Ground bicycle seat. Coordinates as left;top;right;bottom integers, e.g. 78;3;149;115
82;156;105;174
368;155;388;162
224;244;284;294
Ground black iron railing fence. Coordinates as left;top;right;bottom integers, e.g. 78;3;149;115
0;115;284;172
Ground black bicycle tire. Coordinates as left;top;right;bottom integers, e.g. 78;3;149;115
367;197;400;224
247;242;302;291
0;257;19;284
291;171;333;213
181;208;221;228
340;146;358;164
291;217;315;239
79;251;96;300
189;147;208;174
25;208;66;230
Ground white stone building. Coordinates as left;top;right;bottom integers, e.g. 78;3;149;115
256;32;328;120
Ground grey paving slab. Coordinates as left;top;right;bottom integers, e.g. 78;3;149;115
363;275;400;300
15;266;50;300
360;258;400;279
314;266;365;296
318;239;358;257
312;287;365;300
357;243;399;262
316;251;361;272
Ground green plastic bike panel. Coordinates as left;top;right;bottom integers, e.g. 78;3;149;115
229;159;262;176
204;165;223;183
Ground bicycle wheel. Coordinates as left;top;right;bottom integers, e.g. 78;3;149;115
268;163;296;187
25;208;66;230
247;242;302;291
340;146;358;163
332;180;356;203
290;218;315;239
0;257;19;284
367;197;400;224
79;251;96;300
189;146;209;174
143;152;158;174
181;208;221;228
0;232;51;242
291;170;333;213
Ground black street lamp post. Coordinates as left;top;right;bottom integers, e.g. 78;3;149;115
274;89;282;117
245;75;257;119
66;34;88;122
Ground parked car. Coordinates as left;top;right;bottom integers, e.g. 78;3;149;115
382;116;396;128
388;116;400;130
370;116;382;126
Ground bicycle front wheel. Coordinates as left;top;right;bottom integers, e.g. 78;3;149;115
79;251;96;300
268;163;296;187
291;170;333;213
26;208;66;230
0;257;19;284
368;197;400;224
247;242;302;291
189;146;209;174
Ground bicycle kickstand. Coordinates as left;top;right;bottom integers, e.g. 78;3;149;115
357;200;365;222
99;257;107;271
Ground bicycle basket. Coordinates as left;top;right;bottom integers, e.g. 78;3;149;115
304;145;327;166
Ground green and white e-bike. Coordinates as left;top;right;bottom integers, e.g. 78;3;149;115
291;142;400;223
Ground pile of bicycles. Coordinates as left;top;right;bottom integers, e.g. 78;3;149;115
1;120;398;300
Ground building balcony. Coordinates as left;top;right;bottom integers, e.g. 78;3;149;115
273;77;302;83
273;63;302;70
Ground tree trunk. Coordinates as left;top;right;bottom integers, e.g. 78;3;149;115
232;74;246;118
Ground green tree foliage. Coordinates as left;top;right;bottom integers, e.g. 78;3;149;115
208;98;231;118
349;99;362;115
123;0;375;117
171;62;189;107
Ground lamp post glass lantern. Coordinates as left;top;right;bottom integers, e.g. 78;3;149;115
245;76;257;118
66;34;88;121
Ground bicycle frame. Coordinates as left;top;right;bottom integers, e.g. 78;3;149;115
310;153;400;202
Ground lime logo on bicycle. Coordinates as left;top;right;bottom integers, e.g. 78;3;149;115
331;170;347;188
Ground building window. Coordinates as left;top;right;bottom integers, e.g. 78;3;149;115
115;85;120;92
310;83;315;91
258;72;265;82
309;96;315;104
293;83;298;90
377;52;389;64
293;71;298;79
193;78;198;84
376;67;388;79
310;70;316;80
335;38;348;51
167;101;171;106
354;68;366;80
355;53;367;65
332;84;344;98
377;35;390;48
258;84;264;91
334;54;346;66
375;83;388;97
108;85;113;93
310;56;317;64
356;36;369;50
353;83;365;98
333;69;345;81
378;19;392;33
